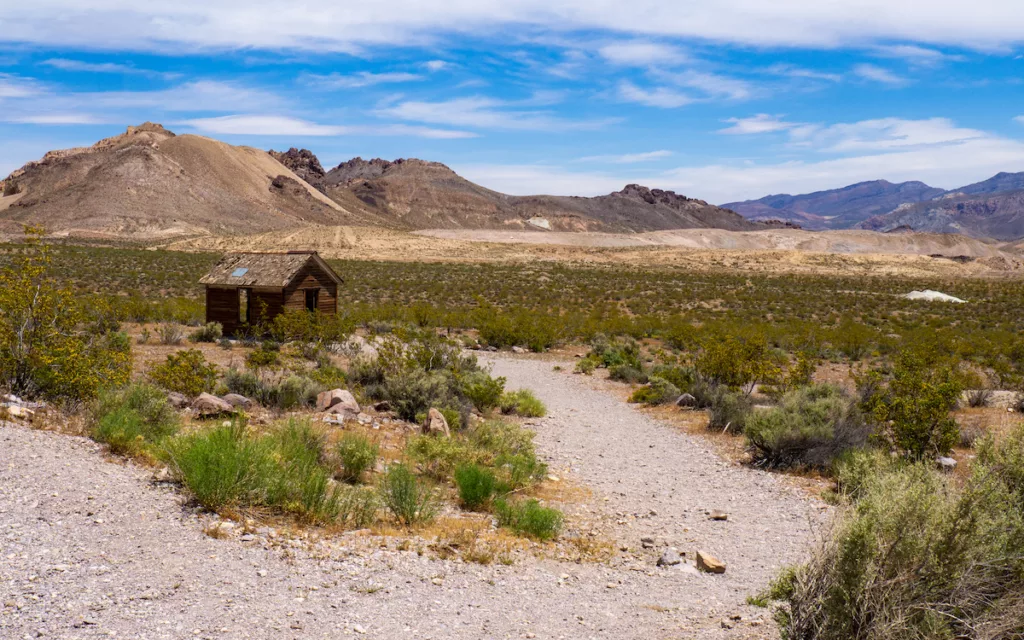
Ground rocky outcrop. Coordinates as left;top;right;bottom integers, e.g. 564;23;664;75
317;389;360;415
269;148;326;192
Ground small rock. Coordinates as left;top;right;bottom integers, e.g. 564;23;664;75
424;408;451;438
511;346;527;354
696;550;726;574
317;389;360;415
708;510;729;521
675;393;698;408
546;475;560;482
657;548;682;567
192;393;233;417
221;393;251;409
166;392;189;409
937;456;957;472
353;624;367;634
431;577;443;586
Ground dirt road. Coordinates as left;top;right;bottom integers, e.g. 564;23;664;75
1;356;825;639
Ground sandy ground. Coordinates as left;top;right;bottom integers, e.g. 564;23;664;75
1;355;826;639
159;225;1022;278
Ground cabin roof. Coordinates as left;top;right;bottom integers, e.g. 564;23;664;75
199;251;342;287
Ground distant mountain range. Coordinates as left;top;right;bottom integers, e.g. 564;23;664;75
0;123;762;240
724;172;1024;241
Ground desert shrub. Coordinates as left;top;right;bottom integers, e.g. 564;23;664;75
245;345;279;369
269;375;322;410
454;463;500;511
574;358;596;375
92;383;180;456
494;498;563;540
309;363;346;389
695;334;781;393
831;448;896;502
471;420;547;489
858;349;964;460
406;435;475;480
966;387;993;408
745;385;870;469
649;364;695;392
707;388;753;434
166;423;275;511
959;424;985;449
157;322;184;346
762;351;819;400
269;308;353;348
498;389;547;417
223;368;263;399
685;376;720;409
475;306;561;352
3;179;20;196
459;371;506;413
628;376;680;405
769;432;1024;640
379;463;438;526
608;364;647;384
265;419;341;523
336;486;379;529
149;349;218;397
336;433;379;483
189;322;223;343
382;369;451;421
587;334;643;369
0;230;131;401
437;405;465;431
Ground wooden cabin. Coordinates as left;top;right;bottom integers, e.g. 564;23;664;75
199;251;342;334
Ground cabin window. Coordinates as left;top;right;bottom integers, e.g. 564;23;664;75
305;288;319;312
239;288;250;324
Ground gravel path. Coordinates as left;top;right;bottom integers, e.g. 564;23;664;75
1;356;825;639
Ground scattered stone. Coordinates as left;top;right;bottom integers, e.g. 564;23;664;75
511;346;527;354
431;577;444;586
373;400;391;412
3;404;35;421
546;474;560;482
657;548;682;567
353;624;367;634
696;550;726;574
166;392;189;409
221;393;251;409
317;389;360;415
641;536;655;549
937;456;957;472
675;393;698;408
708;511;729;521
424;408;451;438
192;393;233;417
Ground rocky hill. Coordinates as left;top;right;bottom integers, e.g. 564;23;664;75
0;127;762;239
0;124;379;239
723;180;946;230
860;188;1024;241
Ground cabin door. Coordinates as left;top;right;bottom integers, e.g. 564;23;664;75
305;288;319;312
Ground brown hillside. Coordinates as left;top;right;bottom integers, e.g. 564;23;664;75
0;125;376;239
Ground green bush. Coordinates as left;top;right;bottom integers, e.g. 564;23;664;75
223;368;263;398
158;322;184;346
745;384;870;469
574;358;596;375
608;364;647;384
336;486;379;529
166;423;275;511
189;322;223;343
266;419;341;524
771;430;1024;640
649;364;695;392
379;463;438;526
92;383;180;456
460;371;506;413
707;388;752;434
149;349;218;397
695;334;780;393
245;345;279;369
271;375;322;410
628;376;680;405
494;498;563;540
382;369;451;421
498;389;547;417
454;463;500;511
406;435;476;480
858;349;963;460
470;420;547;489
336;433;379;483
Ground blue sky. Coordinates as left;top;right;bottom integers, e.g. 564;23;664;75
1;1;1023;203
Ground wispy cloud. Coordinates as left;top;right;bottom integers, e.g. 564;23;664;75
178;114;477;138
1015;116;1024;125
40;58;168;77
662;70;753;100
424;60;449;72
871;44;965;66
578;150;673;163
797;117;986;153
0;73;41;99
852;63;907;86
617;81;692;108
719;114;800;135
303;71;424;88
378;94;612;131
5;113;107;125
764;64;842;83
598;41;686;66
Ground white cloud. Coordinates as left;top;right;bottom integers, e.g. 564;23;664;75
377;95;612;131
79;80;283;112
797;117;984;152
871;44;965;66
40;58;165;76
661;70;753;100
0;74;41;98
578;150;673;163
852;63;907;85
4;2;1024;51
617;81;692;108
6;113;107;125
303;71;424;88
424;60;448;72
1014;115;1024;125
763;64;842;82
178;113;477;138
598;41;686;66
719;114;799;135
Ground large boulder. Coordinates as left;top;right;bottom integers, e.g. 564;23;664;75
424;408;450;438
222;393;252;409
192;393;233;417
317;389;360;415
